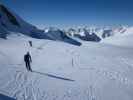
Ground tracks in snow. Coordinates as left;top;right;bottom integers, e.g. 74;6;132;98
67;48;133;87
80;67;133;86
0;68;44;100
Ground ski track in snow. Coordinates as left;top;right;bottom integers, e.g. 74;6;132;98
1;60;133;100
1;37;133;100
0;41;55;100
68;47;133;87
0;68;39;100
11;71;42;100
0;65;100;100
79;66;133;86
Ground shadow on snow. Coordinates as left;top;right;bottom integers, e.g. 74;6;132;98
0;93;16;100
33;71;75;82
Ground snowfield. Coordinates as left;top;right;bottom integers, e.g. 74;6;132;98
0;34;133;100
1;3;133;100
102;31;133;48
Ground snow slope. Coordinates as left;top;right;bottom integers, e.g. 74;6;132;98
0;34;133;100
0;4;46;38
102;33;133;48
44;27;81;46
0;4;81;46
102;27;133;48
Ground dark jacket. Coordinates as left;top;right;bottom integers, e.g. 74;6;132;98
24;53;32;62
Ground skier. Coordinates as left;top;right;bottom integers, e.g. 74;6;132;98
29;41;32;47
24;52;32;72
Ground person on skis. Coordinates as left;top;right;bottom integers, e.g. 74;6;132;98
28;41;32;47
24;52;32;72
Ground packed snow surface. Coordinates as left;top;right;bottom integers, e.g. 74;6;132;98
0;34;133;100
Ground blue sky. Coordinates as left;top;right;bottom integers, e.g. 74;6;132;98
1;0;133;28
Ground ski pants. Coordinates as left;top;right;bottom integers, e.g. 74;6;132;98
25;61;32;71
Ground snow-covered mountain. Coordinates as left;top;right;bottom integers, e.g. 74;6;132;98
1;3;133;100
65;26;133;45
0;4;51;39
0;4;81;46
66;27;101;42
44;27;81;46
101;26;133;48
1;3;133;47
